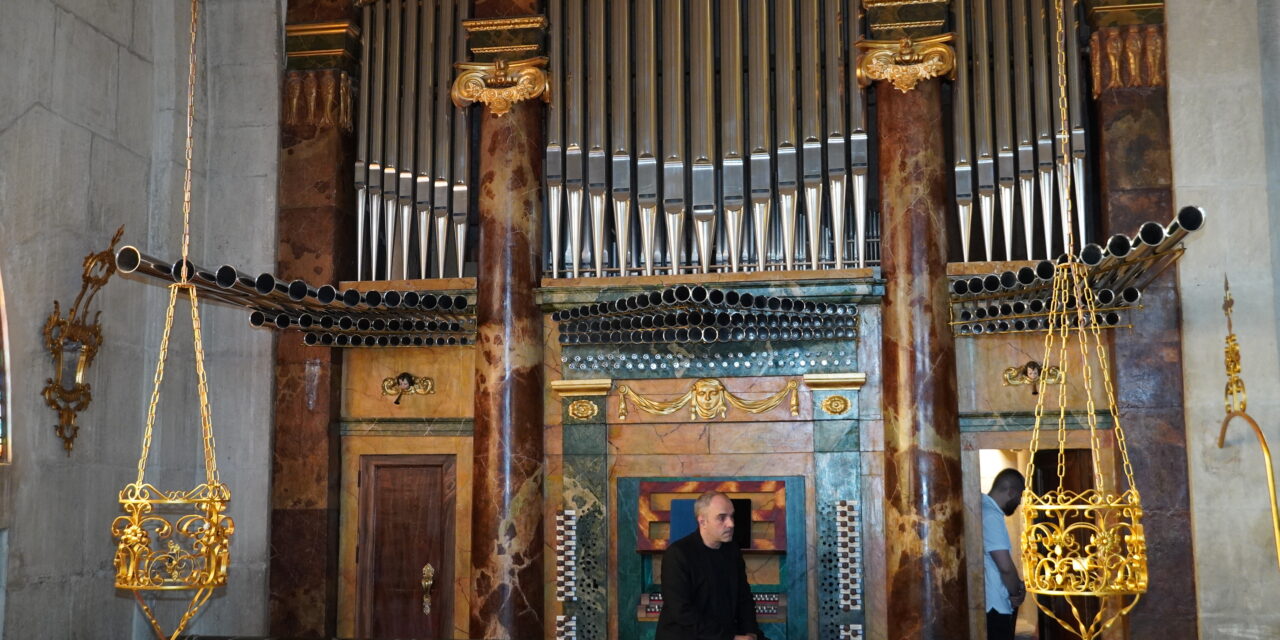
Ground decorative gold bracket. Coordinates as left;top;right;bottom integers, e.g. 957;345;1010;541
42;226;123;453
382;372;435;405
1003;360;1064;395
617;378;799;421
856;34;956;93
451;57;551;116
1217;276;1280;572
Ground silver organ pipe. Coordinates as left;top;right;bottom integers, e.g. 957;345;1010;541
546;0;565;279
661;0;688;274
774;0;799;271
799;0;822;271
690;0;716;274
953;0;1093;261
848;0;868;268
747;0;772;273
720;0;746;273
634;0;660;276
823;0;847;270
587;0;607;276
353;0;472;281
565;0;585;277
611;0;633;276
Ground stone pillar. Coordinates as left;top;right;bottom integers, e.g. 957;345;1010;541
269;4;358;635
859;3;967;634
1088;2;1199;634
458;4;548;637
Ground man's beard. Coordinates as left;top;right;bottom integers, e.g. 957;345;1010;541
1002;498;1018;516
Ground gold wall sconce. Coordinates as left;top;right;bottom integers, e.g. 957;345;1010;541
382;372;435;405
1003;360;1063;395
42;226;123;453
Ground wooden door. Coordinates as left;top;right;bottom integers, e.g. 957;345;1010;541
357;454;456;639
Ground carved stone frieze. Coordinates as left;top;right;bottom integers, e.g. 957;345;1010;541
1090;25;1164;97
283;69;353;131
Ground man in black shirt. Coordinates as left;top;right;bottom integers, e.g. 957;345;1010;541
655;491;764;640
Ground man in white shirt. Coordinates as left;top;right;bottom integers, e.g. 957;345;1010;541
983;469;1027;640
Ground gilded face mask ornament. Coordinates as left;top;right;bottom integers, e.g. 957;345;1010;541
691;378;729;420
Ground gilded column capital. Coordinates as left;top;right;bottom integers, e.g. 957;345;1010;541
451;57;551;116
855;34;956;93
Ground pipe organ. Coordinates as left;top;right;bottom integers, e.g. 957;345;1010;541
352;0;1098;282
952;0;1092;262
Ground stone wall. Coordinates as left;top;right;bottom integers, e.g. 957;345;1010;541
0;1;280;637
1168;0;1280;637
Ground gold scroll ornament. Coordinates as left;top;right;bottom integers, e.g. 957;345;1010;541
1217;276;1280;573
1003;361;1065;394
451;57;551;116
382;372;434;405
42;226;124;453
617;378;799;421
856;34;956;93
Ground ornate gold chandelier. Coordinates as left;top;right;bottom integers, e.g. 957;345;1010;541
110;0;234;637
1019;0;1148;637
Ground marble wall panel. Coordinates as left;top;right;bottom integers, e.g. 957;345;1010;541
708;421;813;454
336;435;473;640
608;424;711;455
341;346;475;419
955;331;1109;416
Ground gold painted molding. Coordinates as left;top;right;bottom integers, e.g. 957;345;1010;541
550;379;613;397
616;378;799;421
856;34;956;92
451;57;551;116
462;16;548;32
285;21;359;38
802;372;868;390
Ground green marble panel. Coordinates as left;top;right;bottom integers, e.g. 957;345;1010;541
563;455;608;638
959;411;1116;432
814;421;861;453
816;452;865;637
339;418;473;436
563;422;607;456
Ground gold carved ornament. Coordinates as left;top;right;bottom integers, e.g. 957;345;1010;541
382;372;434;405
567;399;599;420
1020;1;1147;638
42;226;123;453
616;378;799;421
111;1;233;638
821;395;851;416
1003;361;1065;395
451;57;551;116
855;34;956;93
1216;276;1280;573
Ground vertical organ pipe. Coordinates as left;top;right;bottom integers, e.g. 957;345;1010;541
635;0;660;276
824;0;848;269
398;0;418;281
565;0;585;277
972;0;996;260
953;0;974;262
587;0;608;276
690;0;717;273
383;0;402;280
432;0;455;278
451;0;470;278
774;0;799;270
798;0;823;270
415;0;438;278
720;0;746;272
747;0;772;272
848;0;869;267
546;0;565;278
369;0;387;279
1032;0;1057;259
611;0;633;275
662;0;688;274
355;1;373;281
1012;0;1037;259
993;0;1016;260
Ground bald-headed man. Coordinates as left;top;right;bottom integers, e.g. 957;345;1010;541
655;491;765;640
984;468;1027;640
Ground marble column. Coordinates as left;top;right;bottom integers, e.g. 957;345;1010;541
877;78;968;639
269;3;357;635
467;2;546;637
1090;15;1199;636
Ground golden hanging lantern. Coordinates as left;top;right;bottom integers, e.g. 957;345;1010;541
1019;0;1147;637
110;0;233;637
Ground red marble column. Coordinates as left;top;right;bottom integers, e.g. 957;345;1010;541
1092;22;1199;638
270;2;356;635
877;78;968;639
467;3;546;637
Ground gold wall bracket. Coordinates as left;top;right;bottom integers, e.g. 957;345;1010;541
42;226;123;453
382;372;435;405
452;57;551;116
856;34;956;93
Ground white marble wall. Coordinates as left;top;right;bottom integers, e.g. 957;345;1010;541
0;1;281;637
1169;0;1280;637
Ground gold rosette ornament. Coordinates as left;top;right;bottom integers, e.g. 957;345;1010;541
1020;1;1148;637
111;0;233;638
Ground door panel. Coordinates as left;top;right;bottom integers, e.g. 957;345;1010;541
357;454;456;639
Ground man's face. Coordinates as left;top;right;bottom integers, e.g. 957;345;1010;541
1001;486;1025;516
698;495;736;547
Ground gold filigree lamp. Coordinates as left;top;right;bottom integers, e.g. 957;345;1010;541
111;1;233;638
1020;1;1147;637
43;226;123;453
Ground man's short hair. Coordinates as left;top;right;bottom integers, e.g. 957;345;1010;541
693;491;729;519
991;468;1026;492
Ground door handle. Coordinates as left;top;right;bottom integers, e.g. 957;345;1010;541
422;563;436;615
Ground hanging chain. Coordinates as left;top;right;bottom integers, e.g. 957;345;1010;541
133;0;219;486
